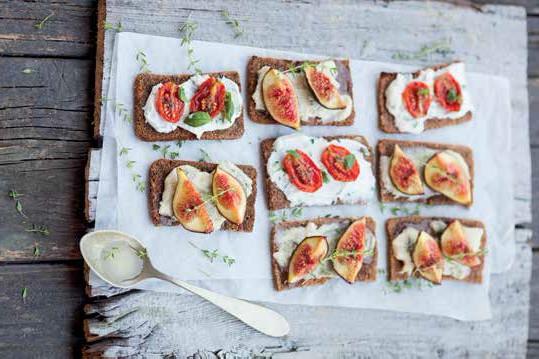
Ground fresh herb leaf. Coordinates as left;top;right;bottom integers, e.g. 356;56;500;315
185;111;211;127
343;154;356;169
103;21;122;32
34;12;54;30
286;149;300;159
21;287;28;301
291;207;303;217
446;88;460;103
33;243;40;257
152;144;161;151
418;88;430;96
161;145;171;158
199;149;212;162
322;171;330;184
22;68;35;74
15;200;27;218
131;246;148;259
222;255;236;266
104;246;119;260
390;207;401;216
169;151;179;159
136;50;150;73
379;203;386;214
179;17;202;74
126;160;136;169
25;224;50;236
119;147;131;156
9;190;24;200
223;91;234;122
392;39;453;61
179;87;187;102
221;10;244;38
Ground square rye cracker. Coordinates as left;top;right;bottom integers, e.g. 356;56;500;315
133;71;244;141
148;159;257;232
271;216;378;291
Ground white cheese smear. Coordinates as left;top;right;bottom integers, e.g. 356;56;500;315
392;222;484;280
158;161;252;231
380;148;470;199
273;221;376;280
143;75;242;138
267;133;375;207
385;62;474;133
252;61;353;124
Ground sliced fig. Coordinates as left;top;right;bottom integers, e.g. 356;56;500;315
424;151;471;205
212;167;247;225
412;231;443;284
304;66;346;109
288;236;328;284
262;68;300;129
332;218;368;283
440;220;481;267
389;145;424;195
172;168;214;233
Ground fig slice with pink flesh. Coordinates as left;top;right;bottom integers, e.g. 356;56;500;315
440;220;481;267
304;66;347;109
412;231;443;284
332;218;369;283
424;151;471;205
287;236;328;284
262;68;301;129
212;167;247;225
172;168;214;233
389;144;424;195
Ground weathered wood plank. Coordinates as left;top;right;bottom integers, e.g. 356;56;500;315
83;234;532;358
0;0;96;58
0;263;86;359
528;16;539;78
530;78;539;147
529;250;539;341
0;56;92;261
532;148;539;249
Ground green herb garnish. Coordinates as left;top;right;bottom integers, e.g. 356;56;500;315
322;171;330;184
103;21;122;32
22;68;35;74
223;91;234;122
418;88;430;96
25;224;50;236
34;13;54;30
188;241;236;266
21;287;28;301
199;148;212;162
179;87;187;102
343;154;356;169
446;88;460;103
104;246;119;260
286;149;300;159
185;111;211;127
220;10;244;38
136;50;150;73
179;17;202;74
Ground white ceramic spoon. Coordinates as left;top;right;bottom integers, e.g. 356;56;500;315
80;230;290;337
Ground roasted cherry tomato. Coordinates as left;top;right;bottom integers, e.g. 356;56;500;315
155;82;184;123
321;144;360;182
282;149;323;193
434;72;462;112
190;77;226;118
402;81;431;118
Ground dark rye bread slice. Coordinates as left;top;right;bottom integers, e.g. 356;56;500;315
377;62;472;133
271;216;377;291
261;135;374;211
376;139;474;206
134;72;244;141
386;216;486;284
148;159;256;232
247;56;355;126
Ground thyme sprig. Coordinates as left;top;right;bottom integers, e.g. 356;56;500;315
34;12;54;30
389;204;421;216
198;148;212;162
136;50;150;73
284;61;315;74
221;10;244;38
25;224;50;236
119;145;145;192
104;21;123;32
384;277;433;294
188;241;236;266
392;39;453;61
21;287;28;302
152;144;179;159
185;188;233;214
269;207;303;223
33;243;41;257
444;248;488;262
103;246;120;260
179;16;202;74
322;246;375;263
22;68;36;74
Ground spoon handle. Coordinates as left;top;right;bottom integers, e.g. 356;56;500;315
156;272;290;337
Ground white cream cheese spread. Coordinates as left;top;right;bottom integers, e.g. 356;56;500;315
267;133;375;207
385;62;473;133
252;61;353;124
143;75;242;138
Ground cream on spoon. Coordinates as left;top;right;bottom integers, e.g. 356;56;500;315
80;230;290;337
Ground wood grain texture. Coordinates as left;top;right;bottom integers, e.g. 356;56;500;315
0;0;96;58
0;56;92;261
529;250;539;341
0;263;86;358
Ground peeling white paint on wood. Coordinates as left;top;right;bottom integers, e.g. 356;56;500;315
86;1;532;357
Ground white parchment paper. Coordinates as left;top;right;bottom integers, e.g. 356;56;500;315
94;32;515;320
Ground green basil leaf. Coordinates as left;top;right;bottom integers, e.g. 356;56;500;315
286;149;300;159
178;87;187;102
185;111;211;127
343;154;356;170
322;171;330;184
224;91;234;122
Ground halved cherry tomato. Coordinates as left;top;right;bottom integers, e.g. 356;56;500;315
402;81;431;118
321;144;360;182
282;149;323;193
190;77;226;118
155;82;184;123
434;73;462;112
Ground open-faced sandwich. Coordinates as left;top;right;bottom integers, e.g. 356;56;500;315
134;72;243;141
261;133;375;210
387;217;486;284
378;62;473;134
247;56;354;128
148;159;256;233
377;139;473;206
272;216;377;291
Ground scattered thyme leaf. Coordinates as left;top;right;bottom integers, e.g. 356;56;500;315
179;17;202;74
25;224;50;236
199;149;212;162
286;149;300;159
22;68;35;74
21;287;28;301
126;160;136;169
169;151;179;159
222;255;236;266
136;50;150;73
291;207;303;217
152;144;160;151
119;147;131;156
104;246;119;260
343;154;356;170
103;21;122;32
15;200;27;218
392;39;453;61
33;243;40;257
322;171;330;184
220;10;244;38
34;12;54;30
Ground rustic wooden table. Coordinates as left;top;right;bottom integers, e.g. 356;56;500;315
0;0;537;357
